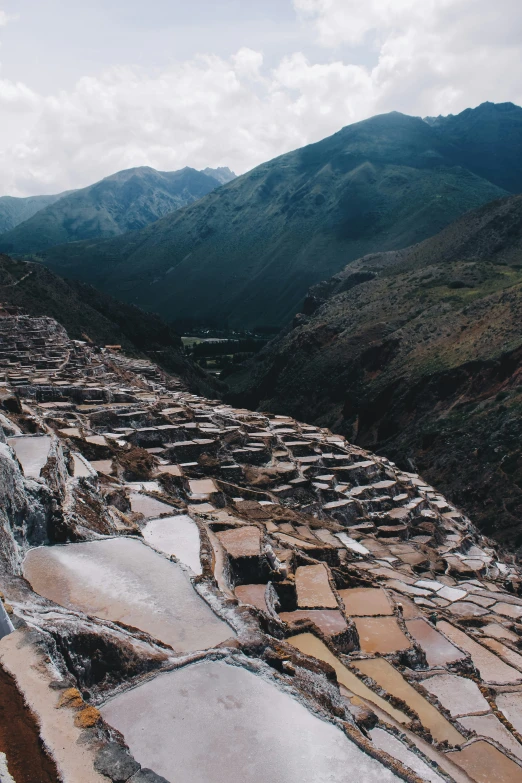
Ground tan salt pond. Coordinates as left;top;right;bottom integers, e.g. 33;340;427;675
492;602;522;620
405;618;466;667
446;739;522;783
72;453;95;478
189;478;218;496
295;564;337;609
90;459;113;476
496;691;522;734
287;633;411;725
482;623;519;643
7;435;52;479
457;713;522;761
339;587;394;616
354;617;410;654
100;660;403;783
129;492;175;518
420;674;489;717
23;538;232;652
438;621;522;685
279;610;348;636
353;658;465;745
369;728;445;783
142;515;202;574
482;638;522;671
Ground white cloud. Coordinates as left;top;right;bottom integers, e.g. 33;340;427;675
0;1;521;195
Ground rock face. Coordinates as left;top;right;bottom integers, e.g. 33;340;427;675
226;194;522;548
1;310;522;782
35;105;520;330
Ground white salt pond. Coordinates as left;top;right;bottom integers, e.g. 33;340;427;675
7;435;51;478
142;515;202;574
23;538;232;652
129;492;176;518
100;660;402;783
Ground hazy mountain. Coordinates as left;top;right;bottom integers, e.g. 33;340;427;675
0;192;69;233
225;194;522;545
0;254;219;397
37;108;513;329
0;166;225;255
202;167;236;184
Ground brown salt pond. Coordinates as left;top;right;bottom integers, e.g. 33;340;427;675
339;587;394;616
234;584;268;613
405;619;466;667
446;739;522;783
216;526;261;558
295;564;338;609
7;435;52;479
279;610;348;637
353;658;465;745
23;538;232;652
354;617;411;654
287;633;411;725
438;621;522;685
100;660;403;783
142;515;202;574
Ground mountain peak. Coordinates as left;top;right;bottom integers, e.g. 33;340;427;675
202;166;237;184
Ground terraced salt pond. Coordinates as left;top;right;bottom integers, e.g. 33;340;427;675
142;514;202;574
23;538;232;652
100;660;402;783
7;435;51;478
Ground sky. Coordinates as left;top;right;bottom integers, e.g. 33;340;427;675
0;0;521;196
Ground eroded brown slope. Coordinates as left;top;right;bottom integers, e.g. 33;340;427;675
226;195;522;547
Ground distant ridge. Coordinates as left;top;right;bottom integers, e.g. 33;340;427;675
0;192;70;234
0;165;227;255
35;103;522;329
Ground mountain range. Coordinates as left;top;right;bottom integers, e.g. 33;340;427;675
225;194;522;547
24;101;522;330
0;165;235;255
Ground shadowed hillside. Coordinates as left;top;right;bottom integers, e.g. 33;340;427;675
0;255;220;397
34;106;517;330
225;195;522;547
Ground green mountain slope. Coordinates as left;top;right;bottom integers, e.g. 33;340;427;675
0;166;226;255
0;255;219;397
37;108;512;330
426;101;522;193
225;195;522;546
0;192;69;233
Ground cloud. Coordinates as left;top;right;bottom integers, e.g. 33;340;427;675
294;0;522;116
0;1;521;195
